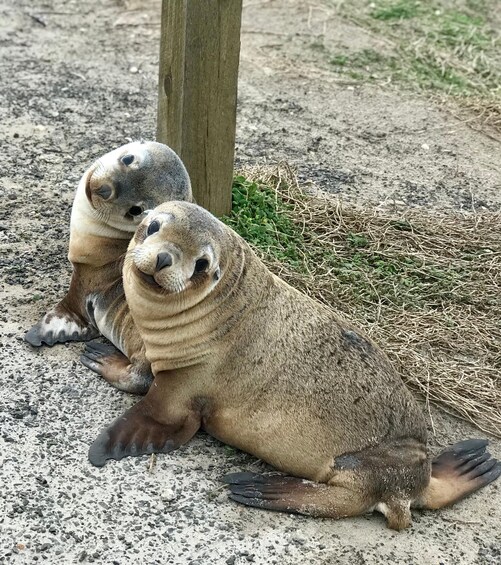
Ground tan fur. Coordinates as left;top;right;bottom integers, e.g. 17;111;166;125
89;202;500;529
418;477;458;509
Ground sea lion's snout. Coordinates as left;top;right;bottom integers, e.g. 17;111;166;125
131;237;186;293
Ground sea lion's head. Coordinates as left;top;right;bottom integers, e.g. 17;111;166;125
84;141;192;232
125;202;230;301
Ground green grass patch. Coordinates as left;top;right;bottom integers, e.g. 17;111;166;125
223;174;479;313
330;48;469;94
408;56;469;93
321;251;468;311
221;176;305;267
438;11;489;49
330;49;387;70
371;0;421;21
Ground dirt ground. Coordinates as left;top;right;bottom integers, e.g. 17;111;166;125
1;0;500;564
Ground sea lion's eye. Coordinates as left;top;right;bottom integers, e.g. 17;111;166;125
121;154;135;166
96;185;113;199
194;258;209;274
147;220;160;236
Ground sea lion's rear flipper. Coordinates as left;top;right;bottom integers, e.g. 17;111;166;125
416;439;501;510
88;394;200;467
80;341;152;395
24;301;98;347
224;472;380;524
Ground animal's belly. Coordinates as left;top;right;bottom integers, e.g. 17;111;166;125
204;406;337;481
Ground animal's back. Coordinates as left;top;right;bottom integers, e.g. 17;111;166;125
209;267;427;478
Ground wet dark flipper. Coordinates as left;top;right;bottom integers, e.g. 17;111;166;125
225;472;328;514
223;471;378;524
431;439;488;476
88;395;200;467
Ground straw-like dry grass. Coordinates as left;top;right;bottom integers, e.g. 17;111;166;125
226;165;501;437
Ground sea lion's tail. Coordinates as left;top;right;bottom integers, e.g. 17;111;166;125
414;439;501;510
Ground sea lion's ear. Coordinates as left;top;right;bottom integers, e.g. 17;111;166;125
85;169;115;204
85;169;93;202
94;184;113;200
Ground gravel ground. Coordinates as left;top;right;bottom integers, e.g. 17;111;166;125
1;0;500;564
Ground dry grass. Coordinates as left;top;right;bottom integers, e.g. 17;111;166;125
237;164;501;437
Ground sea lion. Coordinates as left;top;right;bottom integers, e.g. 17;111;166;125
24;141;192;393
88;201;501;530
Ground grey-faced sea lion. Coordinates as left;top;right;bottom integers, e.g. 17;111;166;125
88;201;501;530
24;141;192;393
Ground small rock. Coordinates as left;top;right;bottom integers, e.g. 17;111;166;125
161;488;176;502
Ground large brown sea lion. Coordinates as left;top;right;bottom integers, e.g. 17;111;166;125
88;201;500;530
25;141;192;393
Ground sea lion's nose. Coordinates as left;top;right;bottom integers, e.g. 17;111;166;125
156;252;173;272
128;205;143;217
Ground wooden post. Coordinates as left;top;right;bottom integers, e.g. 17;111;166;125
157;0;242;216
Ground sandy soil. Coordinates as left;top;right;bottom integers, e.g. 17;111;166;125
1;0;500;563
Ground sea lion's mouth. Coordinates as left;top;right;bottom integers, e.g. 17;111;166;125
135;266;163;290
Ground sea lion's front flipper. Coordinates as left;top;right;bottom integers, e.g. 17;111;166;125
88;394;200;467
24;301;98;347
80;341;153;395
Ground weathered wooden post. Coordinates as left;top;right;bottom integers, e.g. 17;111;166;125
157;0;242;216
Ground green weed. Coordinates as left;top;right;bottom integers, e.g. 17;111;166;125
408;56;469;93
438;11;489;49
330;49;387;70
221;176;305;267
371;0;421;21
